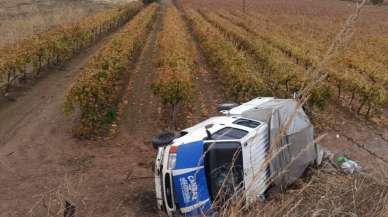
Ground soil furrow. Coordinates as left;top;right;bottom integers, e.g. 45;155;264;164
105;3;165;217
119;7;163;138
174;0;225;125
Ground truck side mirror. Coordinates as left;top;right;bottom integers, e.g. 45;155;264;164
205;124;214;140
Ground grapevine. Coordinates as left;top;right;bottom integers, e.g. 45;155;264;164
182;8;270;102
64;3;159;137
151;3;194;127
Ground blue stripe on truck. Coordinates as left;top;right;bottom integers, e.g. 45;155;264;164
172;140;212;215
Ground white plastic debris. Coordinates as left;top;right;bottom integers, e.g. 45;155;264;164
337;156;361;174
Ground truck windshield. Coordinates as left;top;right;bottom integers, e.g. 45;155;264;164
203;141;244;204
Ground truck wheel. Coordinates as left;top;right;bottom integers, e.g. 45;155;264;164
151;132;178;149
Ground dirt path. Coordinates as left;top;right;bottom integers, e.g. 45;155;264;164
187;27;225;124
0;36;111;216
0;13;164;216
119;8;163;138
103;3;165;216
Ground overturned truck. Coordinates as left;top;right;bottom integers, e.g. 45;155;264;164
153;97;320;216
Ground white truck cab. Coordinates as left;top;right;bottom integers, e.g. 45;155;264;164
153;97;318;216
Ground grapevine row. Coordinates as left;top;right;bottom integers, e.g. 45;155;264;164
0;1;143;94
243;11;388;91
182;8;269;102
217;10;387;116
151;3;194;123
64;3;159;137
245;10;388;90
217;10;318;71
199;9;332;110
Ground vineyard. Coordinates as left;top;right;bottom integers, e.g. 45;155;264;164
0;1;143;94
0;0;387;216
184;8;269;102
182;0;388;119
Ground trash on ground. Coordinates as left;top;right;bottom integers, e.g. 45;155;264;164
336;155;362;174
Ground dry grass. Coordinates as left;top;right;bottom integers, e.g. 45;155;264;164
28;175;87;217
0;0;128;47
215;165;388;217
204;151;388;217
248;162;388;217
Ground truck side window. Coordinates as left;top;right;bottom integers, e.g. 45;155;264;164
233;118;261;128
211;127;248;140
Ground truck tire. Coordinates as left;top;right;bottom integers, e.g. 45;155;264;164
152;132;178;149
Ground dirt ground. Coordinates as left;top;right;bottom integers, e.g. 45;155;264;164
0;1;388;217
317;104;388;178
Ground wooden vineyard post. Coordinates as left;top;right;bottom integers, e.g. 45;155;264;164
349;88;356;107
5;71;10;93
5;67;13;93
22;64;27;83
358;99;366;114
366;102;372;117
38;52;43;75
243;0;246;14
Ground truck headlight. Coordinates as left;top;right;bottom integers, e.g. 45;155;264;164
167;146;178;170
167;154;177;170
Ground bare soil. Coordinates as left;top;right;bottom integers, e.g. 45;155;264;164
317;103;388;178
